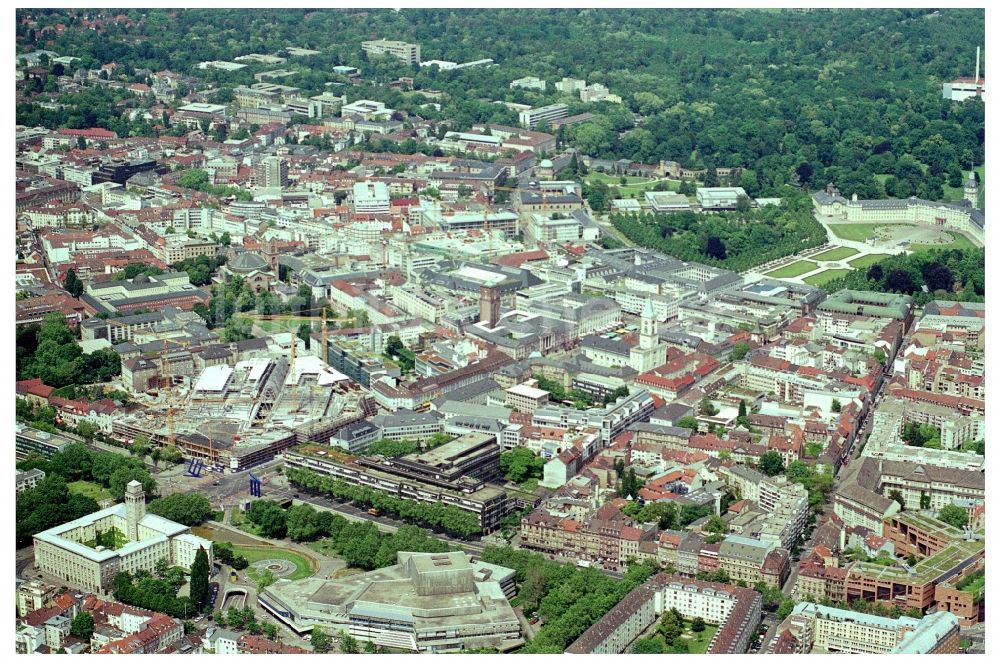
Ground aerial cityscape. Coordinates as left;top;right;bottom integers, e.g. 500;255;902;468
13;7;985;656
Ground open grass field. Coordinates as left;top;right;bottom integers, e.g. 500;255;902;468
804;269;852;286
848;254;893;268
587;172;680;198
686;624;719;654
68;480;113;502
828;223;909;242
943;165;984;208
255;317;316;334
587;172;651;187
308;539;344;558
191;523;268;547
909;232;979;253
229;508;263;536
766;260;818;278
233;545;317;582
809;246;858;262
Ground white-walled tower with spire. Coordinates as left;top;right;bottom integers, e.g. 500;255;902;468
630;297;668;372
640;297;657;350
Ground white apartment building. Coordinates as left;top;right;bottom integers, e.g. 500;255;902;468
518;103;569;129
388;284;446;323
554;77;586;94
510;76;547;91
352;181;391;215
361;39;421;65
505;381;550;413
580;83;621;104
16;468;46;494
793;603;921;654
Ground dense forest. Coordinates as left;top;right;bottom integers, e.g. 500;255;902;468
17;8;984;198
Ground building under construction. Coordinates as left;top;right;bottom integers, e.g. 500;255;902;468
111;354;377;471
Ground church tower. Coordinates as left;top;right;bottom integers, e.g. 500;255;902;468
964;169;979;209
124;479;146;541
640;298;657;350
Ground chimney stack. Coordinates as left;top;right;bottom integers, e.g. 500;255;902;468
975;46;981;85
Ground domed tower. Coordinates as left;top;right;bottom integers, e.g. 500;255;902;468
964;169;979;209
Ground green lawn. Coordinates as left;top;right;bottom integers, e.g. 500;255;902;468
957;570;985;596
233;545;317;582
766;260;818;278
255;317;315;334
848;253;892;268
519;478;540;492
943;165;984;209
909;232;979;253
230;508;263;536
804;269;852;286
587;172;679;198
828;223;901;241
308;539;341;558
587;172;652;187
685;624;718;654
809;246;858;262
69;480;113;502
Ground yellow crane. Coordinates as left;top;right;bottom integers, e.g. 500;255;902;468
241;307;335;414
156;337;191;450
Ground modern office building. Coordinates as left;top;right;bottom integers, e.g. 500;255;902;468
283;433;514;532
254;156;289;188
518;103;569;129
91;159;161;186
352;181;391;215
15;423;77;459
361;39;421;65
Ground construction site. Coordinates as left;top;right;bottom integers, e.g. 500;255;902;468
111;312;378;472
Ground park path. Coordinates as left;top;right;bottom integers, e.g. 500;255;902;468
741;214;908;285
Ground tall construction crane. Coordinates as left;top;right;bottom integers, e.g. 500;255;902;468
155;337;191;450
242;306;335;415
